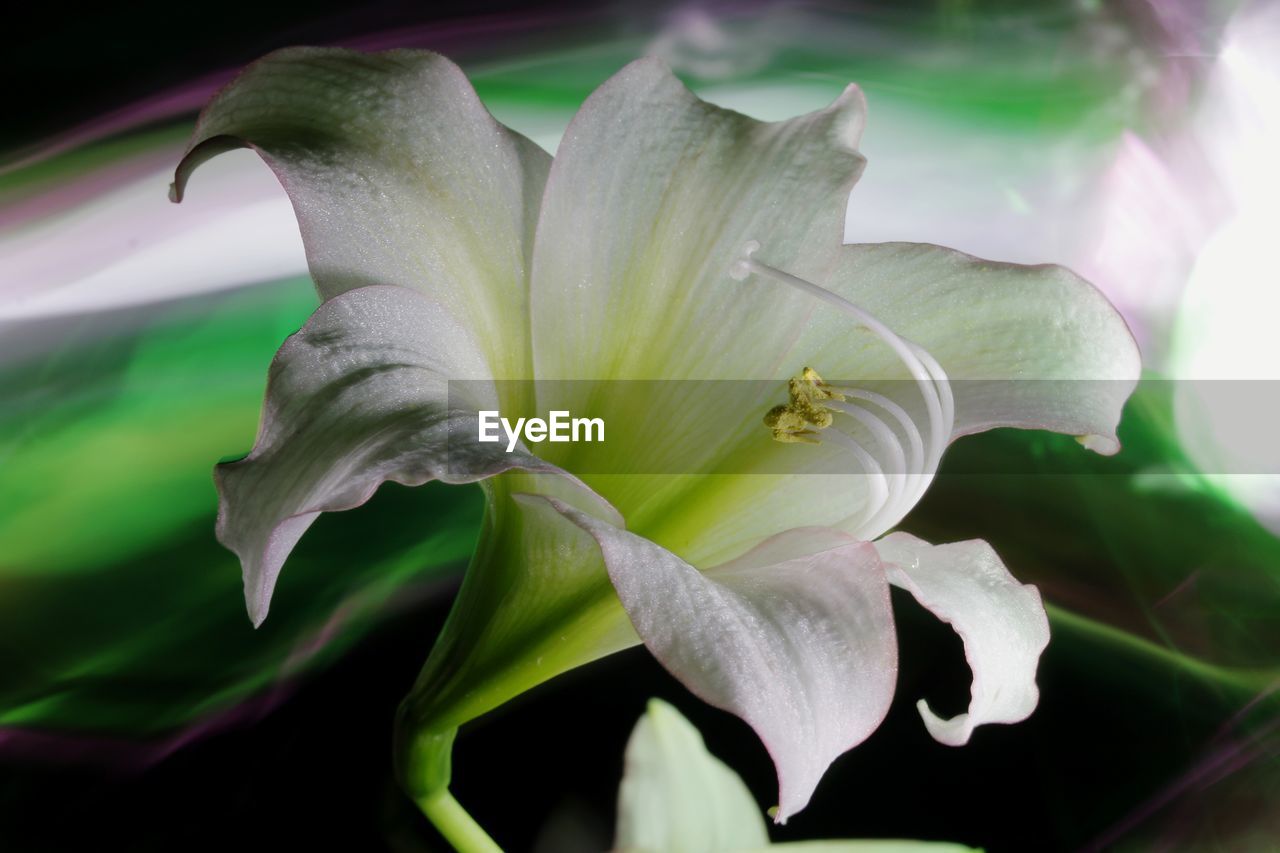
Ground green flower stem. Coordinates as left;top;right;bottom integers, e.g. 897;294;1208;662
415;789;502;853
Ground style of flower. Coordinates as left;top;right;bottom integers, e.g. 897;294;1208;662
172;47;1139;834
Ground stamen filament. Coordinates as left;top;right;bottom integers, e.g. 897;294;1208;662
827;387;927;532
740;252;944;456
830;388;925;480
818;427;889;531
825;399;909;533
909;342;956;447
735;240;955;538
827;401;907;482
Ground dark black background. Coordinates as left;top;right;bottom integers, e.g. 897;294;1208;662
5;0;691;151
0;553;1238;852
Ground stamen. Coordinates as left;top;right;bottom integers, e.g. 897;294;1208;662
761;367;840;442
831;388;925;478
826;387;926;529
825;399;908;533
908;342;955;444
739;241;955;538
817;428;889;532
763;405;823;444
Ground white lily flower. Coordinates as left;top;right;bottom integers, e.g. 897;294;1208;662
172;48;1139;829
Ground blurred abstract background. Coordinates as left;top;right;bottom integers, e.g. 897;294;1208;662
2;1;1278;850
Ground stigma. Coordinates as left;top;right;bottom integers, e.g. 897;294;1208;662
736;241;956;540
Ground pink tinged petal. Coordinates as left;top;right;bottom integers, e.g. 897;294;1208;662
543;501;897;823
217;285;579;627
874;532;1050;747
171;47;550;379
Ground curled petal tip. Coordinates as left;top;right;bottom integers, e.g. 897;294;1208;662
880;534;1048;748
634;53;673;73
917;699;973;747
242;558;274;629
828;82;868;149
1076;433;1120;455
834;81;867;113
612;54;678;89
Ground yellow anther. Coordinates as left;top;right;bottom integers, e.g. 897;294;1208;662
773;430;823;445
800;367;844;401
764;405;823;443
764;367;842;444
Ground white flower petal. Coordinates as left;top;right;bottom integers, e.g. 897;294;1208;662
796;242;1141;453
658;242;1141;562
545;501;897;822
615;698;770;853
532;58;865;384
874;532;1050;746
172;47;550;378
522;57;872;555
217;285;570;626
